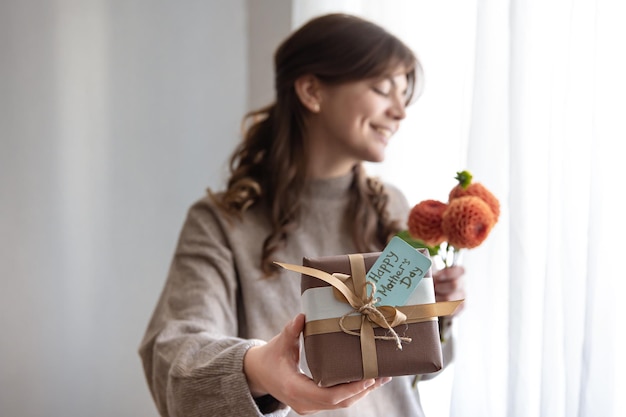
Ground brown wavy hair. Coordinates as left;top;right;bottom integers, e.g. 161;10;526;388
213;13;423;275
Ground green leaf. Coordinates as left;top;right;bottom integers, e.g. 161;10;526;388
395;230;440;256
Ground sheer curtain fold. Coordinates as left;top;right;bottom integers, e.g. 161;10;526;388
294;1;622;416
451;1;510;416
463;1;623;416
507;1;622;416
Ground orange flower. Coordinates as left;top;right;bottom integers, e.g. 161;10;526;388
448;170;500;221
441;196;495;249
407;199;447;247
398;170;500;267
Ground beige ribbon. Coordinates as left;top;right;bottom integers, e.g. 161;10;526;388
303;302;461;336
275;255;463;379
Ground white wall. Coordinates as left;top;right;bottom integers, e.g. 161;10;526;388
0;1;293;415
247;0;292;109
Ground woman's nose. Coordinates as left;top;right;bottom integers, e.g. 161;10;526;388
389;95;406;120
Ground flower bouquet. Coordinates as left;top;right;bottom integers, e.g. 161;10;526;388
398;170;500;267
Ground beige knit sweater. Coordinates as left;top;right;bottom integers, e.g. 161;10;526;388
139;173;453;417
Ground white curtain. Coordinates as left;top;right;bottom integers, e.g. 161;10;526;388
294;1;625;417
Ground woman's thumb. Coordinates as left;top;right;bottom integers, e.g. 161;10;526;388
283;313;305;348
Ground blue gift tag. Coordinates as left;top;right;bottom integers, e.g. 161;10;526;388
365;236;432;307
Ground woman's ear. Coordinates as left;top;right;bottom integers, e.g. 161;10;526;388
294;74;322;113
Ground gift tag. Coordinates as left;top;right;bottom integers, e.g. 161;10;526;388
365;236;432;307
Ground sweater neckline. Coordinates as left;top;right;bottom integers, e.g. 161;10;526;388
303;172;354;200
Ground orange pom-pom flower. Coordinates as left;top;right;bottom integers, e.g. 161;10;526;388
407;199;448;247
399;170;500;267
441;196;495;249
448;170;500;221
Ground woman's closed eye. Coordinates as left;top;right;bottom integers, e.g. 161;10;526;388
372;80;392;96
372;87;390;96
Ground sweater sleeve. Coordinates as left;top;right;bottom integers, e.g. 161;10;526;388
138;198;288;417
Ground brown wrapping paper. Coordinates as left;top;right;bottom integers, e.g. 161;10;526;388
299;250;448;387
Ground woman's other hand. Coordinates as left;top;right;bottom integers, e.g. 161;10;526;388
433;265;465;308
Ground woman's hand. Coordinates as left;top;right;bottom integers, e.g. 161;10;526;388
243;313;391;415
433;265;466;312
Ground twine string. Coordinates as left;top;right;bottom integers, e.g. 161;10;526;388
337;281;412;350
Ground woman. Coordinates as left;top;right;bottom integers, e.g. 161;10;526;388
139;13;465;417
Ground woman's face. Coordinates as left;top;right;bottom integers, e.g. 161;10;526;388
307;68;409;177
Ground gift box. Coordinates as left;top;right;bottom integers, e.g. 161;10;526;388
277;250;462;387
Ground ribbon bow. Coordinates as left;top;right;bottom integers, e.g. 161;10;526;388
333;274;411;350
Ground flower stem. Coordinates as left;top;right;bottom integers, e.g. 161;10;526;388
439;244;460;268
